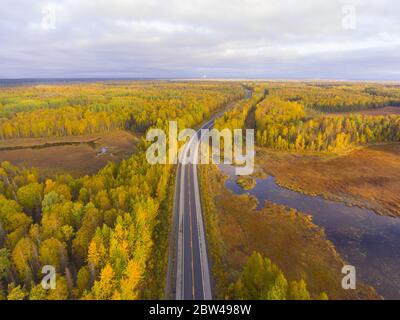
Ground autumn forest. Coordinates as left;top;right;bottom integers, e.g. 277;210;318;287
1;80;400;300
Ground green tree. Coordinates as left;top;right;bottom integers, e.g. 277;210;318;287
0;248;10;281
74;266;91;298
29;283;47;300
7;283;27;300
72;204;103;264
288;280;311;300
228;252;320;300
228;252;290;300
16;183;43;219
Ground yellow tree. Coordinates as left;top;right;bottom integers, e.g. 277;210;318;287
119;260;142;300
92;264;116;300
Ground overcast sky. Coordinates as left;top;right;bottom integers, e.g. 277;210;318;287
1;0;399;80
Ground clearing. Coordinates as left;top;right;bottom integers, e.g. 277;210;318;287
0;130;139;176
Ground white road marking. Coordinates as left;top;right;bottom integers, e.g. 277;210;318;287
175;119;213;300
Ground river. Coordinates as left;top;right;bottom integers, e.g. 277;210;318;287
218;163;400;299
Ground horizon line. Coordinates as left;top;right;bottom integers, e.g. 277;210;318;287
1;77;400;84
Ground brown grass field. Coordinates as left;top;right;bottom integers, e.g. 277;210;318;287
256;143;400;217
199;164;379;300
0;130;139;176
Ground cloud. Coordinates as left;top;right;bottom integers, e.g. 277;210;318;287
1;0;399;79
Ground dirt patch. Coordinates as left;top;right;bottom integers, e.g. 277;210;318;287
256;143;400;217
0;130;139;176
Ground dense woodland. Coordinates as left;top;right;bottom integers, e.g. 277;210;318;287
0;157;170;299
267;82;400;112
255;96;400;151
216;82;400;152
214;85;267;131
0;82;244;139
0;82;244;300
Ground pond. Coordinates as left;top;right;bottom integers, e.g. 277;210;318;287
218;163;400;299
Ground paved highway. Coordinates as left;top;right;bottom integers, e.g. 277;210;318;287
175;118;213;300
172;90;251;300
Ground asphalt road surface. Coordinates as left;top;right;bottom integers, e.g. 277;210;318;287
175;119;213;300
173;89;252;300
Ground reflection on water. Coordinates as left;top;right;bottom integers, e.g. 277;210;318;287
218;164;400;299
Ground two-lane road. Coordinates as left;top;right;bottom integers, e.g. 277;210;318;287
175;119;213;300
170;90;252;300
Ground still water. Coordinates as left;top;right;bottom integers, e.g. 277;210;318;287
219;164;400;299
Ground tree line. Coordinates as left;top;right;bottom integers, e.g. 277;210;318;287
255;96;400;152
266;82;400;112
0;82;245;139
214;85;267;131
214;82;400;153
